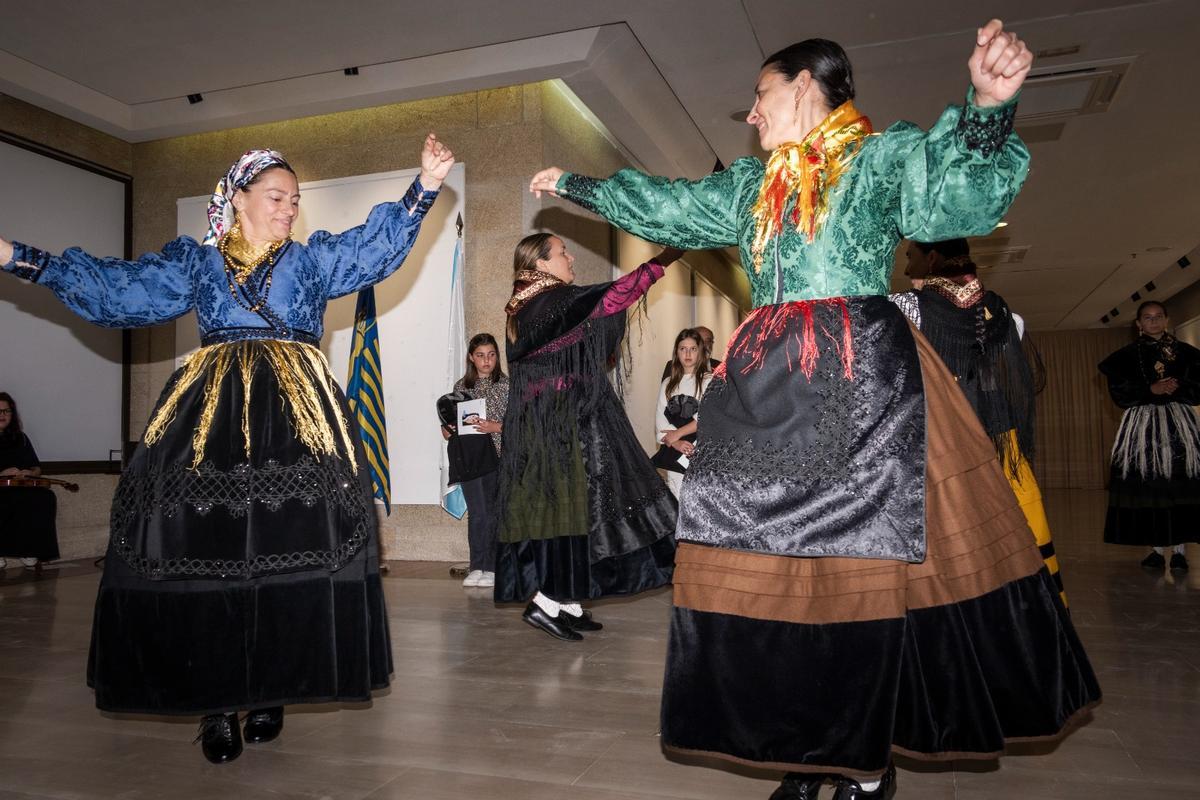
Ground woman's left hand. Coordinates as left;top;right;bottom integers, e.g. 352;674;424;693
419;133;455;191
473;419;502;435
0;467;21;477
969;19;1034;107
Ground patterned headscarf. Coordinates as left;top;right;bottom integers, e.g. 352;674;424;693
203;149;293;245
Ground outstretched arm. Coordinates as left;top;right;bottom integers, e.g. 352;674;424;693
313;134;455;298
593;247;686;318
2;236;198;327
887;21;1034;242
530;161;757;251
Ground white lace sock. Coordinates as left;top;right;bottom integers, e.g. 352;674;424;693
532;592;560;616
1153;546;1185;555
560;602;583;618
857;778;881;792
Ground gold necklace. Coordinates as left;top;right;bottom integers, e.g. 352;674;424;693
218;220;287;285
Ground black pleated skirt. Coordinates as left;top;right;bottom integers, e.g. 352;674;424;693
87;341;392;715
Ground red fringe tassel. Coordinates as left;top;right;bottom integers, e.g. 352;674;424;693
725;298;855;381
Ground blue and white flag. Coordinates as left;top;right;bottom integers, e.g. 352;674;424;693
441;216;467;519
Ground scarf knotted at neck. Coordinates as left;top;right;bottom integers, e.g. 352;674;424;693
750;100;873;273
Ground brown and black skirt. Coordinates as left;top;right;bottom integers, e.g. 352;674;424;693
661;296;1099;777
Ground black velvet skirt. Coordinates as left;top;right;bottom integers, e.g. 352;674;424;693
495;382;677;603
0;487;60;560
87;341;392;715
1104;404;1200;546
661;297;1100;777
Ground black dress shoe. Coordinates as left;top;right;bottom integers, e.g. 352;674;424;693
1170;552;1189;574
1141;551;1166;569
522;602;583;641
562;609;603;631
768;773;825;799
194;713;243;764
833;763;896;800
243;706;284;743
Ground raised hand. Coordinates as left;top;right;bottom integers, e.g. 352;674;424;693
969;19;1034;107
419;133;455;191
529;167;565;199
0;235;13;266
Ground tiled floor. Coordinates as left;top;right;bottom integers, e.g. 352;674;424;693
1;488;1198;799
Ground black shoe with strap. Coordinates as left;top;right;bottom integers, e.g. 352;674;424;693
832;763;896;800
562;609;603;632
194;713;243;764
522;602;583;641
243;706;284;744
768;773;826;799
1170;552;1189;574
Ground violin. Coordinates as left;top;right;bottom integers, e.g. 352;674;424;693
0;475;79;492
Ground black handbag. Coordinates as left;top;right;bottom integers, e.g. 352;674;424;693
437;391;499;483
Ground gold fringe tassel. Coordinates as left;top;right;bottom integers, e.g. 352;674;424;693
143;340;357;472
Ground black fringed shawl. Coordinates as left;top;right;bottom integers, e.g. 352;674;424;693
1099;334;1200;409
917;282;1040;476
500;279;629;500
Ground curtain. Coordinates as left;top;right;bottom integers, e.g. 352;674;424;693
1030;327;1131;489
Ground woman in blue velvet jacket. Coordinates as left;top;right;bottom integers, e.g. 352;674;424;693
0;134;454;764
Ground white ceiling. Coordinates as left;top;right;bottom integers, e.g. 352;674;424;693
2;0;1196;329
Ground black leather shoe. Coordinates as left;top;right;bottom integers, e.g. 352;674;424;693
832;763;896;800
194;713;243;764
243;706;284;744
522;602;583;641
562;609;603;631
768;773;825;799
1170;552;1189;574
1141;551;1166;569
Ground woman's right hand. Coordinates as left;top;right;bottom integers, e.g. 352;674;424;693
0;235;13;266
1151;378;1179;396
529;167;565;199
0;467;21;477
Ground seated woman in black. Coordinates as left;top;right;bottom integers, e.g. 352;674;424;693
0;392;60;569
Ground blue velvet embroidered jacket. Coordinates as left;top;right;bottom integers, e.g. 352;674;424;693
2;178;437;345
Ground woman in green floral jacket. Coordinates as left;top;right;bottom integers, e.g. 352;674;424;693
531;19;1099;800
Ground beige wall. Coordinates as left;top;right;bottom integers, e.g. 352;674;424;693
0;95;132;175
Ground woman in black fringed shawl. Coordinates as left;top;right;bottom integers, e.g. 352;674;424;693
495;233;681;641
892;238;1065;606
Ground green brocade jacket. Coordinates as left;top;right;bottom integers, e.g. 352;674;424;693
556;92;1029;309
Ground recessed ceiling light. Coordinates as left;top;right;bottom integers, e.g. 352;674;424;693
1146;246;1170;252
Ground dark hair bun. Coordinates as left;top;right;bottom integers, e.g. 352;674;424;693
762;39;855;108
